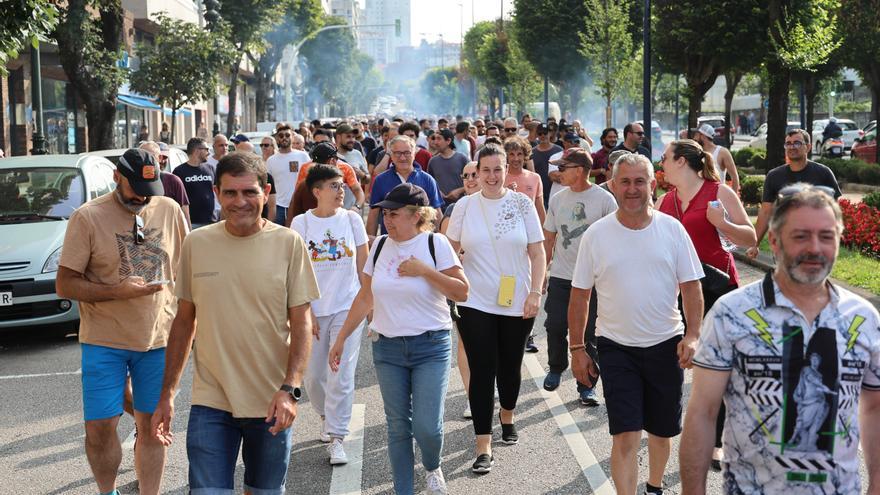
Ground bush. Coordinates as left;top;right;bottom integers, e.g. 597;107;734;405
840;199;880;260
858;165;880;185
734;147;762;168
864;191;880;210
740;175;764;205
748;151;768;172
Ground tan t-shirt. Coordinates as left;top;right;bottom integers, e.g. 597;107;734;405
59;192;188;351
176;220;320;418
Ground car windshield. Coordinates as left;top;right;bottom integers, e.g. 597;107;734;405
702;119;724;128
0;167;85;223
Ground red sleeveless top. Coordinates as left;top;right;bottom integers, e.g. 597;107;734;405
658;180;739;286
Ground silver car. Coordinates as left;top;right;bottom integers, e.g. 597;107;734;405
0;154;117;331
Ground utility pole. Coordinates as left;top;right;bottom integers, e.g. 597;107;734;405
642;0;652;156
30;43;47;155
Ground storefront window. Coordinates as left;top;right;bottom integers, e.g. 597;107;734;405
41;78;74;154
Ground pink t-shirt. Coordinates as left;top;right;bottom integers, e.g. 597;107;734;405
504;169;543;202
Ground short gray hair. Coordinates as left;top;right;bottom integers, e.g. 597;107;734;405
612;153;653;179
769;184;843;235
388;134;415;150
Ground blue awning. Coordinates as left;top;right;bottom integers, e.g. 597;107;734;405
118;94;161;111
163;107;193;117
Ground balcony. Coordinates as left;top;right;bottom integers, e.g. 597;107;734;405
124;0;200;29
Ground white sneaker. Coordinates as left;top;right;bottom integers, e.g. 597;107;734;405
320;420;331;443
463;405;472;419
328;438;348;465
425;467;448;494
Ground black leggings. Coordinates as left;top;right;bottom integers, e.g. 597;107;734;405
457;306;535;435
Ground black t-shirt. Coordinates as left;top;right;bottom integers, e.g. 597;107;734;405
367;146;385;167
531;144;563;200
173;162;216;224
612;142;652;160
261;173;277;219
762;160;842;203
360;136;376;157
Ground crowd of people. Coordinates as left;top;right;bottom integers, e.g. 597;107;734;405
54;112;880;495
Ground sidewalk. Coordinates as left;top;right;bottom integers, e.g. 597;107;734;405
732;248;880;311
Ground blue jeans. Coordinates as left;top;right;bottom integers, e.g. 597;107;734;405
372;330;451;495
274;205;287;226
186;405;293;495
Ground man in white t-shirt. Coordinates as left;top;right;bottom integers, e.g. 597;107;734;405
205;134;229;172
266;124;310;225
542;148;617;407
567;153;704;495
547;133;583;200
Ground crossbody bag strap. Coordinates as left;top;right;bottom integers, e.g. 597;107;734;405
476;193;507;274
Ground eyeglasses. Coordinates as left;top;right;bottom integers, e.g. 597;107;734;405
557;164;584;171
461;172;478;180
633;131;645;136
260;143;274;148
197;146;210;151
783;141;806;149
391;150;412;157
324;182;344;191
777;183;836;201
276;133;292;138
133;214;145;245
504;128;517;133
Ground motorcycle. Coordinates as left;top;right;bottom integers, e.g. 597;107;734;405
820;137;845;158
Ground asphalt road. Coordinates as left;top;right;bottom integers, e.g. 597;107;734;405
0;260;869;494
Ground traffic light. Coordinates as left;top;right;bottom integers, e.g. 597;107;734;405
204;0;221;30
395;19;401;37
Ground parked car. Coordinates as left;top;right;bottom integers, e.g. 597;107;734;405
748;121;804;150
811;118;862;154
851;126;877;164
0;154;117;331
697;115;730;145
83;147;186;172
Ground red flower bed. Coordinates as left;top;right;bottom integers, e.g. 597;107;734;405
840;199;880;259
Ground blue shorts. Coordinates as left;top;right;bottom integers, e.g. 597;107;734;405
81;343;165;421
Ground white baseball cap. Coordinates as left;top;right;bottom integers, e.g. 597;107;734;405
697;123;716;139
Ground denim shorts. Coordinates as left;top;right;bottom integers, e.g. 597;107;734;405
80;343;165;421
187;405;293;495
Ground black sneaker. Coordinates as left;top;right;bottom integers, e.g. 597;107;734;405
472;453;494;473
525;335;538;353
500;414;519;445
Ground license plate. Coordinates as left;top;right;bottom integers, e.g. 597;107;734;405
832;147;841;153
0;292;11;306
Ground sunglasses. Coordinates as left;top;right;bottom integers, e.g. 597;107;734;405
777;183;835;201
557;163;583;170
504;128;517;133
260;143;274;148
276;133;292;138
634;131;645;136
461;172;478;180
133;214;145;245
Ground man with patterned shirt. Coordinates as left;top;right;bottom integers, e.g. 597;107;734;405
680;184;880;494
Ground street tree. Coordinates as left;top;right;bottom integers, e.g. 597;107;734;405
503;33;543;117
839;0;880;163
0;0;58;76
763;0;840;169
463;21;497;104
419;67;460;115
217;0;277;135
581;0;639;127
655;0;766;135
299;16;358;116
130;15;236;144
53;0;127;150
248;0;324;123
513;0;590;117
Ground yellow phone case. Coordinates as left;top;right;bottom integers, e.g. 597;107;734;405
497;275;516;307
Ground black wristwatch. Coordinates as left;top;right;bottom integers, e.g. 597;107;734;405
280;384;302;402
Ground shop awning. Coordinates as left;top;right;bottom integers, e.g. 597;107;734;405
163;107;193;117
118;94;162;111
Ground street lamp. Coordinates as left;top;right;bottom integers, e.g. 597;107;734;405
829;91;836;118
642;0;651;156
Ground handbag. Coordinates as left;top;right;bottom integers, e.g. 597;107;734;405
669;190;732;300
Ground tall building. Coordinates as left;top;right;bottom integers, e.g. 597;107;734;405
362;0;411;65
329;0;362;46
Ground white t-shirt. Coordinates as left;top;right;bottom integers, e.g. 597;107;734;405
447;190;544;316
364;232;460;337
547;150;564;199
339;149;368;174
544;186;618;280
266;150;310;207
571;211;704;347
291;209;367;317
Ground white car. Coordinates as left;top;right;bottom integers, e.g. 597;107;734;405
0;154;117;331
83;147;187;172
811;119;862;153
748;122;804;150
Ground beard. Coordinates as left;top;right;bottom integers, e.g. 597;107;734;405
778;239;834;285
115;189;150;213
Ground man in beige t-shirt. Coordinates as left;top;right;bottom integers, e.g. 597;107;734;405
152;151;319;493
56;148;188;495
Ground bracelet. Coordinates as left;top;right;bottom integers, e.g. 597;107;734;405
569;344;586;352
529;289;542;296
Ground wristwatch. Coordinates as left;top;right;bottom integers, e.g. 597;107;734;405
280;384;302;402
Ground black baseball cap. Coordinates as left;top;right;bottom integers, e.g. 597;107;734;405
376;183;430;210
311;141;339;164
117;148;164;197
230;133;249;143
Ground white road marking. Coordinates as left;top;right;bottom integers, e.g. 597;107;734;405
523;354;615;495
329;403;366;495
0;368;81;380
122;424;137;450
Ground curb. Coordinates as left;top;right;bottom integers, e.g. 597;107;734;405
732;249;880;311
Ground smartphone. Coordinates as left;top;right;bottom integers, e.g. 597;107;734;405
497;275;516;307
147;279;171;286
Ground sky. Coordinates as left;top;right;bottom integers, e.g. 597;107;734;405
408;0;516;45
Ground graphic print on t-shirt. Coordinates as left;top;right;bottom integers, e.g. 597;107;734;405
559;201;589;249
115;227;170;281
491;194;531;240
308;229;353;263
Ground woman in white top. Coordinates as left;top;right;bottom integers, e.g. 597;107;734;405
329;183;468;495
291;164;368;466
446;143;546;474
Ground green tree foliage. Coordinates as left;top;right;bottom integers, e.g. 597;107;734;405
503;34;543;116
654;0;766;132
349;52;383;115
513;0;590;115
581;0;639;127
130;15;236;144
53;0;127;150
249;0;324;122
839;0;880;163
462;21;496;86
299;16;358;116
419;67;460;115
0;0;58;76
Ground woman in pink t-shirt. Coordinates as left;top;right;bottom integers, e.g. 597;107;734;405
502;136;546;226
